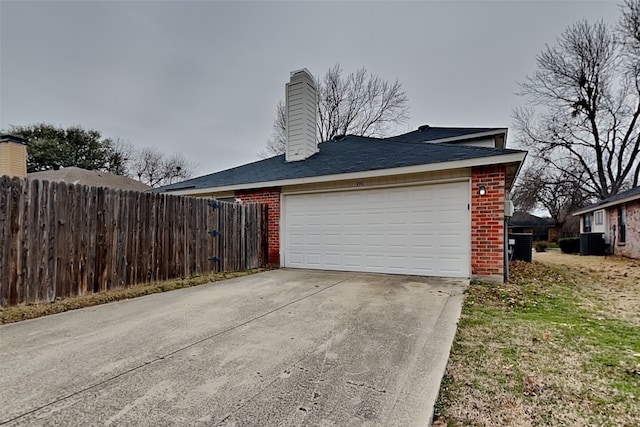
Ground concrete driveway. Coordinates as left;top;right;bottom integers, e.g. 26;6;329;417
0;269;467;426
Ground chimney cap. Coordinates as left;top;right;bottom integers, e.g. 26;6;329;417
0;135;29;145
288;69;316;89
290;68;314;79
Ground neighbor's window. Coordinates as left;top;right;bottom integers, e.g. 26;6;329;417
594;210;604;225
583;214;592;233
618;207;627;244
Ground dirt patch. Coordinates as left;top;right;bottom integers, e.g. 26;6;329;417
534;250;640;325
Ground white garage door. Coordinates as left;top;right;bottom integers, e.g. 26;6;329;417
283;181;471;277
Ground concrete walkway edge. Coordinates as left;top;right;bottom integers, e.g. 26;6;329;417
422;288;467;426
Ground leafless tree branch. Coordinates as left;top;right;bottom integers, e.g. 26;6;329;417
130;147;196;188
514;2;640;200
262;63;409;157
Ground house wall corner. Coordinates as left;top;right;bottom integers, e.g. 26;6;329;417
234;187;282;266
608;200;640;259
471;165;506;282
0;142;28;178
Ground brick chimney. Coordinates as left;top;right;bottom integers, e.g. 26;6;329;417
285;69;317;162
0;135;29;178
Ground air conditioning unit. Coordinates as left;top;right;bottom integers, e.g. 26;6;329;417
504;200;514;217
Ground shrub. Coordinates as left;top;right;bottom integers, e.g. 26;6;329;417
558;237;580;254
535;241;548;252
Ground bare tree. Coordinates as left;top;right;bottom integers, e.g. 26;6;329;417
262;64;410;157
107;138;135;176
514;0;640;200
130;147;196;188
511;160;586;235
262;101;287;158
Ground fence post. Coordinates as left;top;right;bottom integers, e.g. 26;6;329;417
0;179;269;307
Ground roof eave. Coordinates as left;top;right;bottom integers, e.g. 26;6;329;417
0;135;29;145
572;193;640;216
427;128;508;146
505;148;527;192
163;151;526;196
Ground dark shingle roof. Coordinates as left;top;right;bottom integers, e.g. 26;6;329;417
29;167;151;192
157;135;523;193
384;126;502;143
509;211;555;227
599;186;640;204
0;135;29;145
575;186;640;214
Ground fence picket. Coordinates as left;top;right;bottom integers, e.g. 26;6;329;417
0;177;267;307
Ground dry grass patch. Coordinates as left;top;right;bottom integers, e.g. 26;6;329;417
535;251;640;325
434;260;640;426
0;269;263;324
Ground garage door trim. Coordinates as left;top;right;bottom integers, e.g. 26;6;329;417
281;177;469;196
280;179;472;277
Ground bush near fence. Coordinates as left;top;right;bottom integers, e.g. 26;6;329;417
558;237;580;254
0;176;268;307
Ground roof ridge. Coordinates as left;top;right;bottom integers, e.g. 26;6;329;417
414;126;502;130
156;135;525;193
348;136;520;153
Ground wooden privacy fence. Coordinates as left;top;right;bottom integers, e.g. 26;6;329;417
0;176;268;307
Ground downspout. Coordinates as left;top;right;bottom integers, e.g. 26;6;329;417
504;218;509;283
504;198;514;283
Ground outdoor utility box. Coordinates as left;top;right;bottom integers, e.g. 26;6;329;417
580;232;605;256
504;200;515;218
509;233;533;262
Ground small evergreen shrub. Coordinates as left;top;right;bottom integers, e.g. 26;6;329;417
535;241;548;252
558;237;580;254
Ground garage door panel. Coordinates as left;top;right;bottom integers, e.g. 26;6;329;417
283;182;470;277
342;254;364;267
288;253;304;265
306;234;322;246
344;213;362;225
440;210;467;223
288;235;305;246
364;235;385;247
304;253;322;265
364;212;385;224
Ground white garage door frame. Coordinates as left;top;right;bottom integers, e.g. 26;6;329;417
280;178;472;277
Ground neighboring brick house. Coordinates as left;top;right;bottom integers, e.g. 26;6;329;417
0;135;28;178
156;69;526;283
508;211;559;242
573;186;640;259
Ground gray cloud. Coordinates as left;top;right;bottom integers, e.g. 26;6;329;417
1;1;620;175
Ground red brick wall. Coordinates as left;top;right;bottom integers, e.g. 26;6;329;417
608;200;640;259
235;187;281;265
234;170;510;279
471;165;506;281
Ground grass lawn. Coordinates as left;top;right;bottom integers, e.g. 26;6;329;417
434;257;640;426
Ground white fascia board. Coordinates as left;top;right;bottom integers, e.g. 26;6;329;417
428;129;507;144
164;151;526;196
572;194;640;216
507;151;528;190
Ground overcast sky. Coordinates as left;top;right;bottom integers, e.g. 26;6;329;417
0;0;621;176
